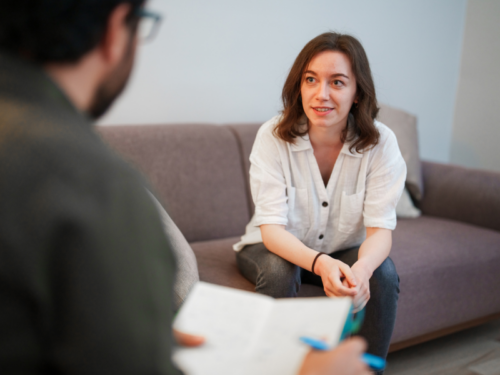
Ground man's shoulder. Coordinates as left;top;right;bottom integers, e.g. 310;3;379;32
0;98;147;209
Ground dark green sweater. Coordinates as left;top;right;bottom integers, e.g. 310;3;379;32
0;52;182;375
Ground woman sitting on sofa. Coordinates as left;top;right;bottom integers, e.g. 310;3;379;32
233;32;406;365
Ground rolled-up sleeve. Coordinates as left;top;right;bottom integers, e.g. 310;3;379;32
363;127;407;230
249;123;289;227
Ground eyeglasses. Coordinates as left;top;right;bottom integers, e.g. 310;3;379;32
136;8;163;43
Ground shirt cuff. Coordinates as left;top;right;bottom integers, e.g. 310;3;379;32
363;216;397;230
253;216;288;227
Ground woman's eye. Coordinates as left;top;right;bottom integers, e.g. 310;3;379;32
306;77;315;83
333;80;344;86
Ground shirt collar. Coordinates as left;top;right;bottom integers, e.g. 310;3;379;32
290;114;363;158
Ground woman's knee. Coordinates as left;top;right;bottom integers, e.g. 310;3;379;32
371;257;400;294
260;252;298;280
258;251;300;295
237;243;300;298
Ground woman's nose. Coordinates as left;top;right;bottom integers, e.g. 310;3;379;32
315;82;329;100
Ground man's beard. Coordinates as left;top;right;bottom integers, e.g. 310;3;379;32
88;35;136;120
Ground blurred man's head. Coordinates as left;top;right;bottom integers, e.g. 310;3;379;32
0;0;146;118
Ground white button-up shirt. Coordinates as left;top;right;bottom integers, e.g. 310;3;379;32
233;115;407;253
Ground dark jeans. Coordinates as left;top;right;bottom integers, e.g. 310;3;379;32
236;243;400;368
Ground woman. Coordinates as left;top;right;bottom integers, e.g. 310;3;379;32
233;32;406;365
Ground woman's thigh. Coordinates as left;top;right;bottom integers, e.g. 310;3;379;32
236;243;301;298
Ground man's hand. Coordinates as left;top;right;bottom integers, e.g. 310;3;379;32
315;256;357;297
173;329;205;347
299;337;371;375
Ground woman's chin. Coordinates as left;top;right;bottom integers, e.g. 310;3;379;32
307;115;348;131
308;119;337;129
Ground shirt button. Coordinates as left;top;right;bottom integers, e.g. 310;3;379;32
322;202;328;207
319;234;324;240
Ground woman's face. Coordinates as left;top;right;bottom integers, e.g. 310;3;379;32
300;50;357;132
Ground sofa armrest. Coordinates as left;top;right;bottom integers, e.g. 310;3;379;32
418;161;500;232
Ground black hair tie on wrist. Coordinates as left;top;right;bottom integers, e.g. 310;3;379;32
312;252;327;276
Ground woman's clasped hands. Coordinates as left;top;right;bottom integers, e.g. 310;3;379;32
314;255;372;313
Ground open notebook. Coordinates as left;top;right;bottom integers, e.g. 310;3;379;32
173;282;353;375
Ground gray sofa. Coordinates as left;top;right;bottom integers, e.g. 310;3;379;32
98;107;500;352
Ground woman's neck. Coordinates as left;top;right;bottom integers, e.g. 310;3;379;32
308;120;346;149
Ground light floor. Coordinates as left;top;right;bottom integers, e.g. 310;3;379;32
385;319;500;375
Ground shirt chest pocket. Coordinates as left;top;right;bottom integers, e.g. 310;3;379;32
287;187;310;239
338;190;365;234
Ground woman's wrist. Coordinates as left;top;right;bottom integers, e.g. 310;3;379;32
314;253;331;277
352;258;374;279
311;252;327;275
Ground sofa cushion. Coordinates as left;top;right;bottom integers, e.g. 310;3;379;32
190;237;254;292
98;124;250;243
378;104;423;201
390;216;500;343
396;188;421;218
148;190;199;310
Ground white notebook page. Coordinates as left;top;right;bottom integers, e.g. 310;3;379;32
173;282;352;375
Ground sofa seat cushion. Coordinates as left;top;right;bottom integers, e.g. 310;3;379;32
390;216;500;343
190;237;324;297
191;237;254;292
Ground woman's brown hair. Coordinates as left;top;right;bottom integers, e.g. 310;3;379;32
275;32;380;153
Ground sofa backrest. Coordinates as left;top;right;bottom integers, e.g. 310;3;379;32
98;124;251;243
225;124;261;215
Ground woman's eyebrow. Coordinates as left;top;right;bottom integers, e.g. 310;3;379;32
331;73;350;79
303;70;350;80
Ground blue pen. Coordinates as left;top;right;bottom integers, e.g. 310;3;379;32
299;336;330;350
299;336;386;371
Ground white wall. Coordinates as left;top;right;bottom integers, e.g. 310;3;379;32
99;0;467;163
450;0;500;173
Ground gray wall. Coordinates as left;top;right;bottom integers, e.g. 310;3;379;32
450;0;500;172
99;0;466;163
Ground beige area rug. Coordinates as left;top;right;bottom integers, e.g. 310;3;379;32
385;319;500;375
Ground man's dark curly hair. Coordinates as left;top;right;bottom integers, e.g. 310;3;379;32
0;0;145;64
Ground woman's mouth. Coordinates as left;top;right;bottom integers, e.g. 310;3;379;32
312;107;334;116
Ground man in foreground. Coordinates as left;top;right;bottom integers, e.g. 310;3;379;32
0;1;370;374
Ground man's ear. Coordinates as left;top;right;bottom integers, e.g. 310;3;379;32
100;3;134;67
